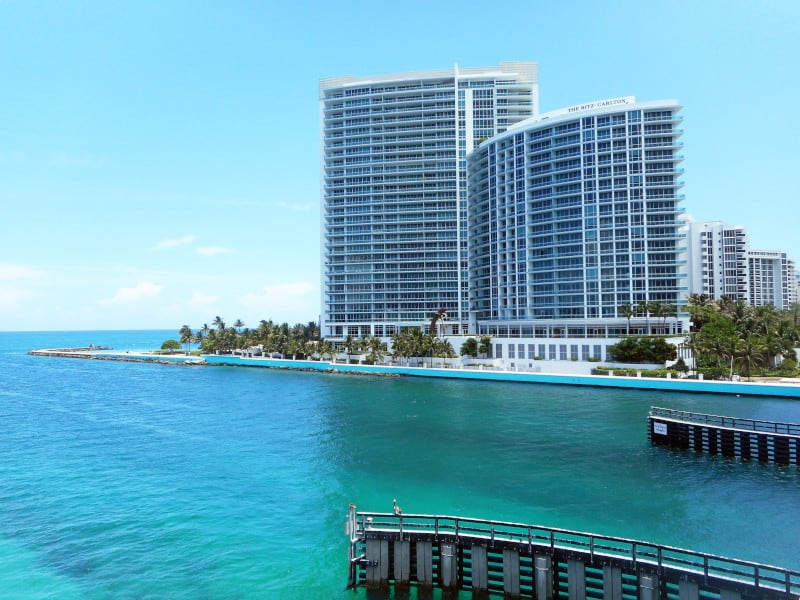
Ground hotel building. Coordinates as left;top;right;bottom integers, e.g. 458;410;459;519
320;63;538;340
467;97;688;361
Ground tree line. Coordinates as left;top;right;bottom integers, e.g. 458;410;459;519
686;295;800;379
174;317;321;359
168;317;495;365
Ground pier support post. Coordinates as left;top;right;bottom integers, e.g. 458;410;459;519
440;542;458;591
503;548;520;597
393;540;410;585
567;559;586;600
365;538;389;588
535;554;553;600
678;580;699;600
639;573;660;600
602;565;622;599
416;541;433;587
471;545;488;593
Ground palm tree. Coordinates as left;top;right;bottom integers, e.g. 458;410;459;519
619;303;635;335
478;336;492;358
687;293;714;331
317;339;334;362
637;301;650;334
212;316;225;331
735;335;765;381
233;319;245;334
179;324;193;355
648;302;665;334
343;335;355;363
431;338;455;367
716;295;735;317
429;307;448;337
306;320;320;341
193;328;204;350
366;336;386;364
664;304;677;334
460;337;478;358
788;302;800;327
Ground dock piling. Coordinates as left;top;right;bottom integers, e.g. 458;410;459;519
639;573;659;600
535;554;554;600
603;565;622;599
503;548;520;597
471;545;488;592
416;540;433;586
440;542;458;591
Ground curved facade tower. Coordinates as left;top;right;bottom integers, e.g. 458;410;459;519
468;98;687;342
320;64;538;340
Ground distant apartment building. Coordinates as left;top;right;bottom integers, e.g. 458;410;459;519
748;250;796;310
320;63;538;340
686;220;749;301
467;97;688;361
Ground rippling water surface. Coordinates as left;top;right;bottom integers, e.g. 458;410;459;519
1;331;798;598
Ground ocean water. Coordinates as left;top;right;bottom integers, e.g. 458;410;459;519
0;330;798;599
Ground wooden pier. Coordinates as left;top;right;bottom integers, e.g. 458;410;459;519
345;506;799;598
648;407;800;465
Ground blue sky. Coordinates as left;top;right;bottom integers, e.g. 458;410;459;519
1;0;798;331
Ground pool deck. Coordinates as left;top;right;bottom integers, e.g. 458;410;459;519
29;348;800;399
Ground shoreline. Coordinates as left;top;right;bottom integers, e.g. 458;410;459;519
28;347;800;398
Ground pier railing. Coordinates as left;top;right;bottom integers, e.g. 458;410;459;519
649;406;800;436
346;507;800;598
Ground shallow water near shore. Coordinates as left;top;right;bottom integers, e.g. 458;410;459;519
1;330;798;598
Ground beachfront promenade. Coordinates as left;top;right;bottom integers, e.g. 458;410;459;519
29;348;800;399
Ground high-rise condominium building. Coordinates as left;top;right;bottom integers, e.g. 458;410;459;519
748;250;796;310
468;97;687;344
320;63;538;340
686;220;749;301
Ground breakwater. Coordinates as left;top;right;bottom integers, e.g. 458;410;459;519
30;348;800;398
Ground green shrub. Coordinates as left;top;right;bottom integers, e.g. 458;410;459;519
607;336;677;363
160;339;181;353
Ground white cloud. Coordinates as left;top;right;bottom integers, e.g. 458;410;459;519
154;235;197;250
189;292;219;305
0;287;36;308
196;246;232;256
0;264;43;280
103;282;163;304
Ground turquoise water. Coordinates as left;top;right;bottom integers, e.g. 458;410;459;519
0;331;798;598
